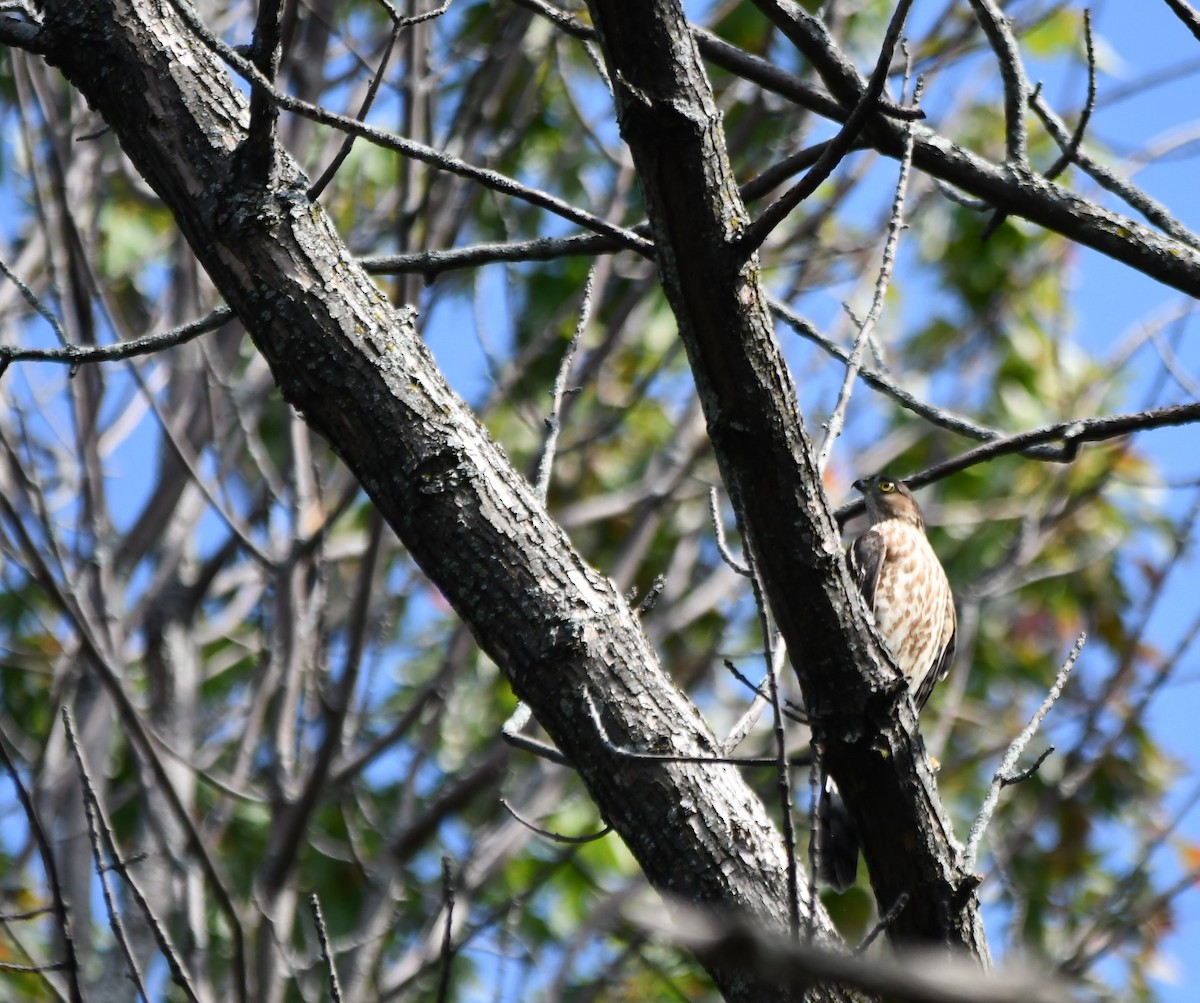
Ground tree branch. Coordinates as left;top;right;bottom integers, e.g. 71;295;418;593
735;0;916;258
161;0;653;255
520;0;1200;297
966;0;1032;168
1162;0;1200;41
725;1;1200;297
0;12;44;52
0;308;231;371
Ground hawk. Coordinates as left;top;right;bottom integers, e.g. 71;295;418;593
818;474;956;889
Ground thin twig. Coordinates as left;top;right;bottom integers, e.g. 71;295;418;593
500;702;571;767
0;961;69;974
0;255;68;346
1040;11;1096;182
62;708;151;1003
535;265;595;501
740;136;870;204
499;799;612;844
0;307;230;372
723;658;767;699
708;487;751;576
363;232;632;279
931;177;990;212
309;894;344;1003
582;688;779;766
805;739;821;943
308;20;400;200
721;670;770;754
817;71;922;471
634;574;666;615
1000;746;1054;787
436;857;456;1003
0;905;55;922
855;892;909;954
965;633;1085;870
764;625;801;938
1150;328;1200;399
0;726;81;1003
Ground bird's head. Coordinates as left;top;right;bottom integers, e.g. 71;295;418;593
853;474;926;530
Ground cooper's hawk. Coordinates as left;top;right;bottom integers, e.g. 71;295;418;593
818;474;956;889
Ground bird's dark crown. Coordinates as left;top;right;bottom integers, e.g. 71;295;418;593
854;474;926;530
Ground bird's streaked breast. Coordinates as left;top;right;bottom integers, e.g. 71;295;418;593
868;520;953;692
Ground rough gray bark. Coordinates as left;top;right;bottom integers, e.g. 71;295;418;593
583;0;990;959
27;1;848;1000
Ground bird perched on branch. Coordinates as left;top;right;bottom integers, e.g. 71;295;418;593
818;474;956;890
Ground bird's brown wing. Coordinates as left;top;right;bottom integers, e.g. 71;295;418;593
914;627;955;712
914;586;956;711
849;528;886;611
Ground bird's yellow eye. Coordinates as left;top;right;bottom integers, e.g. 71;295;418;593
879;479;896;493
